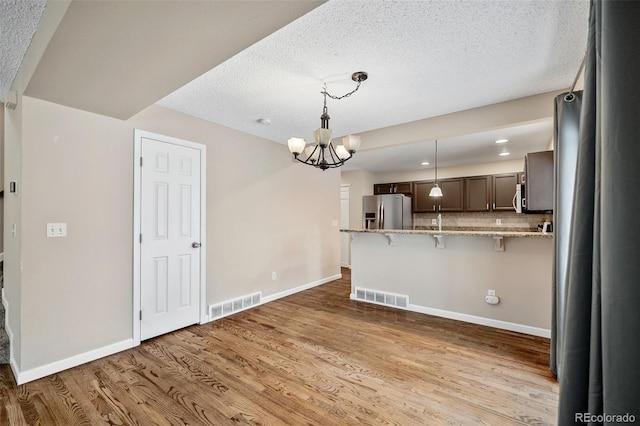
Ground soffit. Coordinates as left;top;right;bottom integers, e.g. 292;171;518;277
24;0;324;119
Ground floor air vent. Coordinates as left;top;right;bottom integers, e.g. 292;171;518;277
209;292;262;321
353;287;409;309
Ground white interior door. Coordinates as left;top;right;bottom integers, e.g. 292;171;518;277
140;136;202;340
340;185;350;267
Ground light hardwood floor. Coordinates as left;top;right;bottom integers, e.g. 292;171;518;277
0;269;558;425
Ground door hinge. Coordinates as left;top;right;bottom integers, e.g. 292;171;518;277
140;233;142;243
139;310;142;320
140;157;143;167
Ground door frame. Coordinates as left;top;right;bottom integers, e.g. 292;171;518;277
340;184;351;268
132;129;207;346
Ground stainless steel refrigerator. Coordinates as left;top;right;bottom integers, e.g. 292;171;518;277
362;194;413;230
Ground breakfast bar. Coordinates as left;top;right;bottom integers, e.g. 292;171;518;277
342;229;553;337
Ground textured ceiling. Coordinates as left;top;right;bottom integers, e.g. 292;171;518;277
158;0;590;158
0;0;46;103
1;0;590;173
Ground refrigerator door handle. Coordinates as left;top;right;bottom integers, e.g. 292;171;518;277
379;203;384;229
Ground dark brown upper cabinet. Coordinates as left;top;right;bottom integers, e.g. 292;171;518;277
413;180;436;212
492;173;519;211
412;179;464;212
373;182;414;196
438;178;465;212
465;176;492;212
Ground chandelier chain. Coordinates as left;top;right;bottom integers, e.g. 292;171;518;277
321;80;363;100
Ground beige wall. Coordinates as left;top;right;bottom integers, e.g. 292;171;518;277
21;97;133;369
340;169;375;230
129;105;341;301
14;97;340;372
350;232;552;332
356;91;564;151
4;96;23;367
3;0;70;372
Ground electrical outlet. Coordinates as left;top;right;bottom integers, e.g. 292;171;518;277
496;219;502;225
485;295;500;305
272;271;277;280
47;223;67;238
488;289;496;296
332;220;338;227
431;219;438;225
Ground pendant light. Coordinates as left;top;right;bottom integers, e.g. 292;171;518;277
429;139;443;197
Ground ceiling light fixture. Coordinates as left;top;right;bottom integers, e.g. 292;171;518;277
499;151;511;156
495;139;509;144
287;72;367;171
429;139;443;197
421;161;430;166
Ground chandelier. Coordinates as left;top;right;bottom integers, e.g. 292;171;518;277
287;71;367;170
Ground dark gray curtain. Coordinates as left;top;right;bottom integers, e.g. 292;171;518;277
551;90;582;377
558;0;640;423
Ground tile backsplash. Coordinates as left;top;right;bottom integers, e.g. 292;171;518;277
414;211;553;232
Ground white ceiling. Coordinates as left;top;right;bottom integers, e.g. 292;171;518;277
0;0;46;102
1;0;590;173
157;0;589;171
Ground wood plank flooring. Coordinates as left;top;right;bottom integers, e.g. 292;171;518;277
0;269;558;425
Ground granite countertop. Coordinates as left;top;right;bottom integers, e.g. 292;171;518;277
340;228;552;238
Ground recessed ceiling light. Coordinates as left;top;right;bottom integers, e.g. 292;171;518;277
495;139;509;144
421;161;430;166
499;152;511;156
257;118;272;125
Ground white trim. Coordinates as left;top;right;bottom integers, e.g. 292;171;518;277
13;339;134;385
133;129;207;346
408;304;551;338
3;288;19;382
201;274;341;324
350;295;550;338
262;274;341;304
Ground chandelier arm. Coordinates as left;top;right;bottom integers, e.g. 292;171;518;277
327;143;341;165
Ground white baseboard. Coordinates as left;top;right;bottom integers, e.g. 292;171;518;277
350;294;550;338
408;304;550;338
9;273;341;383
201;273;342;324
14;339;135;385
261;274;341;304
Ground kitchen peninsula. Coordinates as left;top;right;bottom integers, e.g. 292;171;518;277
342;228;553;337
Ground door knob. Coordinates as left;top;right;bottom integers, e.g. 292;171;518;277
192;242;201;248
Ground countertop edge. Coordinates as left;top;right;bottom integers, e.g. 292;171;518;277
340;229;552;238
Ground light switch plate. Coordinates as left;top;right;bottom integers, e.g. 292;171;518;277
47;223;67;238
